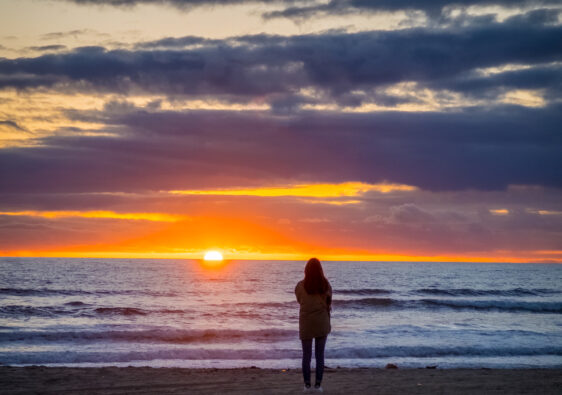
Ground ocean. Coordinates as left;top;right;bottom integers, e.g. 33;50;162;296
1;258;561;369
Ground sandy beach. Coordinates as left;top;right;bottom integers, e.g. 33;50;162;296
1;366;560;394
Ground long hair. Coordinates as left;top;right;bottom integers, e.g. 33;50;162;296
304;257;329;294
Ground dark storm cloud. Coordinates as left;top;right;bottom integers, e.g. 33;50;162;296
263;0;561;20
1;22;561;105
0;104;560;193
133;36;219;49
434;64;562;100
505;7;562;25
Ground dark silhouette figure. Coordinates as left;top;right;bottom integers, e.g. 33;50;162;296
295;258;332;392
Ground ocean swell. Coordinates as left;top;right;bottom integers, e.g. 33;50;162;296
0;328;297;344
415;288;560;297
333;298;562;313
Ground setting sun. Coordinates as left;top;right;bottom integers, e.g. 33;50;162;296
203;251;223;261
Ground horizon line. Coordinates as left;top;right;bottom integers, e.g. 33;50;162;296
1;255;559;264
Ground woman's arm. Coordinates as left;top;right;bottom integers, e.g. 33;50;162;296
326;282;332;312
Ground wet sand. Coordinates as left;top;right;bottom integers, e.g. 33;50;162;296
1;366;560;394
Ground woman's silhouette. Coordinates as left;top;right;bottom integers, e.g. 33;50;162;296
295;258;332;393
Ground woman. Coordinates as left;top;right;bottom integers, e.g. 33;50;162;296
295;257;332;393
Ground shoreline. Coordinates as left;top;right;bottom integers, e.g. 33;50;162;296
1;366;560;394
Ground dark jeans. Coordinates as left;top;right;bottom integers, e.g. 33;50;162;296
301;336;327;386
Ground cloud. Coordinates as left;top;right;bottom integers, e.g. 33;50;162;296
535;209;562;215
62;0;273;5
389;203;435;223
26;45;67;52
1;22;560;106
0;210;187;222
55;0;299;11
434;63;562;101
490;208;509;215
263;0;562;20
169;182;417;197
0;104;560;193
504;7;562;25
40;29;104;40
48;0;562;21
133;36;219;49
0;120;26;131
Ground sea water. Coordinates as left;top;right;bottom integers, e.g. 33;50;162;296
1;258;561;368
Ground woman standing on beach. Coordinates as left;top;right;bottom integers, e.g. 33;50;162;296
295;258;332;393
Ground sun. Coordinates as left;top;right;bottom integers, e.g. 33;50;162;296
203;250;223;262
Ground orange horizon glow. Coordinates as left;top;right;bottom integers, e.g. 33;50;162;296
2;208;561;263
2;249;560;263
1;187;560;265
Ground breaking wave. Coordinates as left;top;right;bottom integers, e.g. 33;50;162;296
2;345;561;365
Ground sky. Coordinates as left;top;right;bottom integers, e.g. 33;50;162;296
0;0;561;262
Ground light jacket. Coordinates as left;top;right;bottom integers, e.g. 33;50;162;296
295;280;332;340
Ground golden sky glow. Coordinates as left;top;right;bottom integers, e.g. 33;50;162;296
2;84;546;148
5;248;560;264
169;182;417;198
299;199;362;206
0;210;187;222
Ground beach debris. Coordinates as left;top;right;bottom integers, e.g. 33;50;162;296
385;363;398;369
426;365;437;369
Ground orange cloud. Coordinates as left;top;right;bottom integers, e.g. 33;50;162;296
169;182;417;198
536;210;562;215
0;210;187;222
490;209;509;215
299;199;362;206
